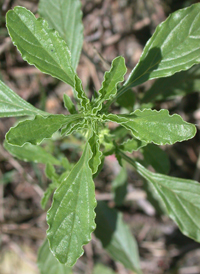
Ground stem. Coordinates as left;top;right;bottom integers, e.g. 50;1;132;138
118;149;150;181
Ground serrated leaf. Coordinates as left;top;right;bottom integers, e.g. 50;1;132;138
6;114;80;146
4;141;60;165
120;152;200;243
92;56;127;114
103;109;196;145
47;142;96;265
0;80;47;117
37;239;72;274
141;144;170;174
75;75;90;112
119;138;147;153
112;167;128;206
95;201;142;274
6;7;76;87
63;94;77;114
142;64;200;103
124;3;200;90
39;0;83;70
88;131;102;174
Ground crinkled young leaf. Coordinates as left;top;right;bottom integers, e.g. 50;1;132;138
95;201;142;274
75;75;90;112
6;7;75;87
142;64;200;103
61;118;85;136
39;0;83;70
4;141;60;165
92;56;127;114
6;114;80;146
37;239;72;274
47;142;96;265
0;80;47;117
88;130;102;174
120;151;200;243
103;109;196;145
123;3;200;91
63;94;77;114
141;144;170;174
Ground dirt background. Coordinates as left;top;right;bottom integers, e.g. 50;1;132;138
1;0;200;273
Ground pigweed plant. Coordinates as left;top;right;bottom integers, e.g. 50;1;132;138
1;1;200;273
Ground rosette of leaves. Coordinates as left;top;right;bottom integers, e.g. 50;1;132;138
1;2;200;273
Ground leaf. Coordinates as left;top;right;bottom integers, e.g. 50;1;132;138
6;6;76;87
116;89;135;110
4;141;60;165
88;131;102;174
95;201;142;274
142;64;200;103
47;142;96;265
93;264;116;274
119;138;147;153
6;114;80;146
61;118;85;136
103;109;196;145
0;80;47;117
39;0;83;70
92;56;127;114
112;167;128;206
75;75;90;112
124;3;200;90
141;144;170;174
119;151;200;243
63;94;77;114
37;239;72;274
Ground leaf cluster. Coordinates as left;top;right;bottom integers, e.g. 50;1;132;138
1;2;200;273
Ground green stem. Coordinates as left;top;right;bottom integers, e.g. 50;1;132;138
118;149;150;181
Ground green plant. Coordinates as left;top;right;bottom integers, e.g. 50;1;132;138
1;1;200;273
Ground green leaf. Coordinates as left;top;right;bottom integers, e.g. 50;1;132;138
6;6;76;87
6;114;80;146
61;118;85;136
116;89;135;110
39;0;83;70
92;56;127;114
119;138;147;153
4;141;60;165
0;80;47;117
124;3;200;90
47;142;96;265
93;264;116;274
141;144;170;174
142;64;200;103
120;151;200;243
37;239;72;274
88;131;102;174
75;75;90;112
112;167;128;206
63;94;77;114
95;201;142;274
103;109;196;145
